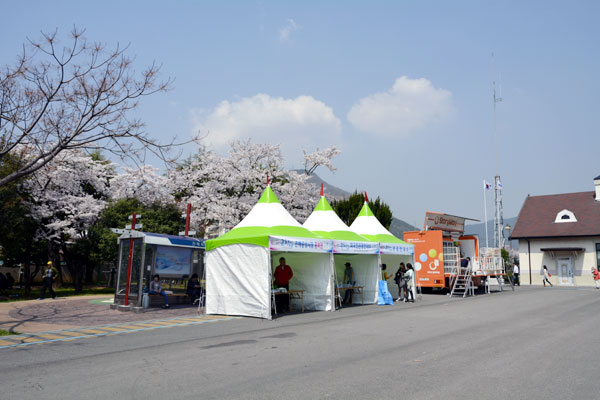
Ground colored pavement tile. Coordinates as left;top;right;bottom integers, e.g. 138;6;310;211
0;314;240;349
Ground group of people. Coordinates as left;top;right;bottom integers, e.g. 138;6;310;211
391;263;415;302
146;272;204;309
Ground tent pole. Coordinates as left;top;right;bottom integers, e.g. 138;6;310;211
330;253;336;311
268;251;273;320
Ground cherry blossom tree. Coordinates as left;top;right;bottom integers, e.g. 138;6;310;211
171;140;340;237
303;146;341;175
110;164;174;206
22;149;114;289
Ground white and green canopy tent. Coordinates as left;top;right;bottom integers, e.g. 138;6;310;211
205;185;334;319
349;195;415;299
302;186;380;305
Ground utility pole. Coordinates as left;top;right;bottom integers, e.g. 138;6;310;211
493;80;504;249
179;203;196;237
124;213;142;306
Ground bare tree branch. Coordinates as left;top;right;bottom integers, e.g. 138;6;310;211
0;27;192;187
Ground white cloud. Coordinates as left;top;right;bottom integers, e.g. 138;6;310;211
279;19;299;42
191;93;342;161
347;76;453;137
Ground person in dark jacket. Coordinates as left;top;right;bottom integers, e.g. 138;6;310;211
187;273;202;303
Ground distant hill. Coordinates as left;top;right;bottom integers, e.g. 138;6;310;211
389;217;418;238
305;172;418;236
304;171;351;200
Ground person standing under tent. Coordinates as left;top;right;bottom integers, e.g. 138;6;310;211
342;262;355;305
542;265;553;287
274;257;294;313
394;263;407;302
381;264;393;281
149;274;170;308
513;263;520;286
39;261;56;300
592;268;600;289
404;264;415;302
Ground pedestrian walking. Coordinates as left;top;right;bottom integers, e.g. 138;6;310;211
542;265;553;287
405;264;415;302
39;261;57;299
592;267;600;289
513;264;520;286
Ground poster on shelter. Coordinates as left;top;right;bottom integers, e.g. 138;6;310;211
155;245;191;276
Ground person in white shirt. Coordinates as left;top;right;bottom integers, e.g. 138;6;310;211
513;264;520;286
542;265;553;287
404;264;415;302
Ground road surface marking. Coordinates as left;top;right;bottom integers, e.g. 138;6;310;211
0;315;240;349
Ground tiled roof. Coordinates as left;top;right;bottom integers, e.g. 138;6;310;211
510;191;600;239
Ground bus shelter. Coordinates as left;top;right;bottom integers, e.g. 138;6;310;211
113;231;205;307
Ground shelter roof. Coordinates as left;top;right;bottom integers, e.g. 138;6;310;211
118;231;205;249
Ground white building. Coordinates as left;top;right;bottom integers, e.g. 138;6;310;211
510;176;600;287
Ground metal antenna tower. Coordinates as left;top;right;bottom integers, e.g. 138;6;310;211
493;80;504;248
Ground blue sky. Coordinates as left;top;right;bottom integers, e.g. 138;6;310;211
2;1;599;227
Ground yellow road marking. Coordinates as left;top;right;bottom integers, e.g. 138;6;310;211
0;339;18;346
58;331;88;337
98;326;129;332
77;329;108;334
145;321;175;326
38;334;67;340
171;318;206;323
115;325;146;330
130;323;163;328
23;337;43;343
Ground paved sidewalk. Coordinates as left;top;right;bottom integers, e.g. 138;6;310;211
0;314;239;349
0;295;205;334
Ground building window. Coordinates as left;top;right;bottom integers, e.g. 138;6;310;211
554;209;577;223
597;243;600;269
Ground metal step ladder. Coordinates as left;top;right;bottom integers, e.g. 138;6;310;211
450;269;474;298
495;272;515;292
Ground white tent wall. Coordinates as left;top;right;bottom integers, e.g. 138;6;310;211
381;254;414;299
333;254;379;304
271;252;333;311
206;244;271;319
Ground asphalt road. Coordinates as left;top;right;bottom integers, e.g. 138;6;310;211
1;286;599;400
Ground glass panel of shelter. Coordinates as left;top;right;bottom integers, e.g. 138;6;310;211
116;238;144;297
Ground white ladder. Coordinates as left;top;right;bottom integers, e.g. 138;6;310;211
450;269;474;298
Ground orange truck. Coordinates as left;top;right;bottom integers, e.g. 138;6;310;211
403;212;481;289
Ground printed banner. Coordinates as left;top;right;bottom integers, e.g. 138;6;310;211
425;212;465;233
269;236;333;253
379;242;414;255
155;245;192;276
333;240;379;254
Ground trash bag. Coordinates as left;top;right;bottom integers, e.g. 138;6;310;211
378;280;394;305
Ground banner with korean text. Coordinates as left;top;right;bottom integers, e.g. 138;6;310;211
269;236;333;253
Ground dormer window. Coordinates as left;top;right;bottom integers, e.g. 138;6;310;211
555;209;577;223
